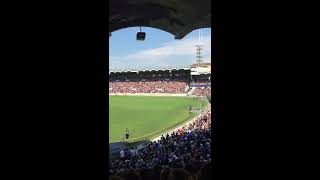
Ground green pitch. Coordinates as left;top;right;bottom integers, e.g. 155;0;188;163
109;96;208;143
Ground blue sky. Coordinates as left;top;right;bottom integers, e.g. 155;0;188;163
109;28;211;71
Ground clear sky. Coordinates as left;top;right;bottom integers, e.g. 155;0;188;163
109;27;211;71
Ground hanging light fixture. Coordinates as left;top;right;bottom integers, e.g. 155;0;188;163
136;26;146;41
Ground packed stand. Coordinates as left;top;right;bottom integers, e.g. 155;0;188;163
109;111;212;179
109;81;188;94
109;162;212;180
191;87;211;97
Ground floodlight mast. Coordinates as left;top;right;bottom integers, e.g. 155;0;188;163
195;29;204;73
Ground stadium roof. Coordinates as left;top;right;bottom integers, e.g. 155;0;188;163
109;0;211;39
109;67;191;74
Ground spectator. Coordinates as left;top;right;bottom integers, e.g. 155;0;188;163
196;162;212;180
161;168;194;180
120;149;125;159
138;168;159;180
118;170;141;180
191;87;211;97
110;111;212;175
109;81;188;94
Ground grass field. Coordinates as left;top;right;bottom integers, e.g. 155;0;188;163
109;96;208;143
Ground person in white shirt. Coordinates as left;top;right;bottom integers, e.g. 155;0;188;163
130;149;134;157
120;150;125;159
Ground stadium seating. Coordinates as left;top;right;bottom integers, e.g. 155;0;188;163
109;164;212;180
109;111;212;179
191;87;211;97
109;81;188;94
109;68;211;95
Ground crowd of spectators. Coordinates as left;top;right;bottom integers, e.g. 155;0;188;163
109;162;211;180
191;87;211;97
109;81;188;94
109;111;212;179
109;81;213;96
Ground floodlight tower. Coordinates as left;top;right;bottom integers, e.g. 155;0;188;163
195;29;204;73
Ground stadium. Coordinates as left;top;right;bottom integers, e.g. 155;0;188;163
108;64;212;171
109;0;211;179
109;66;211;143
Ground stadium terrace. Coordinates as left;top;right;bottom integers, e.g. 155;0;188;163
109;67;211;97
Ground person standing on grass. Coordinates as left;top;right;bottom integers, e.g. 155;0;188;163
125;128;129;139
